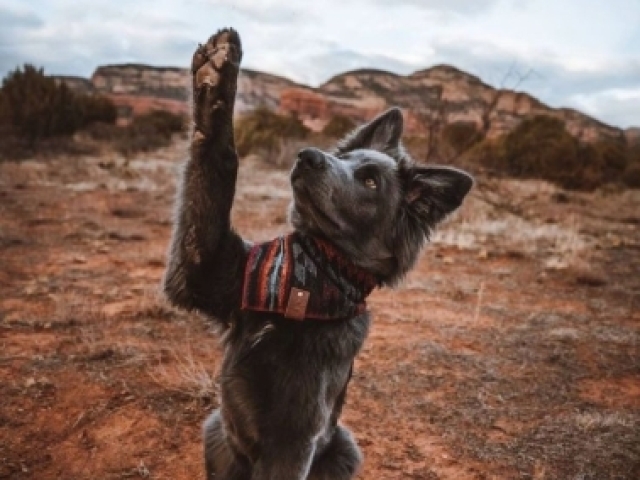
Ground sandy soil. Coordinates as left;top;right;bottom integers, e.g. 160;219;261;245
1;142;639;479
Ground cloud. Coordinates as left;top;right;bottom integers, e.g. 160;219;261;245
200;0;308;24
0;0;638;127
0;5;45;73
0;12;42;31
569;88;640;129
0;1;200;76
414;36;640;127
374;0;500;16
0;5;44;50
272;48;420;86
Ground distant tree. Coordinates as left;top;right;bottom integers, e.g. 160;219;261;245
0;64;116;146
0;65;78;144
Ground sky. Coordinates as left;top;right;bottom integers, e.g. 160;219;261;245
1;0;639;128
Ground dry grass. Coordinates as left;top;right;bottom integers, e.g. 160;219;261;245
77;322;150;367
434;199;588;257
148;340;218;402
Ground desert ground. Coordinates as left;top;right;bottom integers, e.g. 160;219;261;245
1;140;639;479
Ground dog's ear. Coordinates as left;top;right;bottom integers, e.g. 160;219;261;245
337;107;403;152
405;166;474;225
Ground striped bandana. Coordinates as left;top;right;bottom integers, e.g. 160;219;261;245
241;233;378;321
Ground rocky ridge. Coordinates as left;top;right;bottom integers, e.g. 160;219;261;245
54;63;633;143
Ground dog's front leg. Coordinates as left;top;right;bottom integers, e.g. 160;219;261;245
164;29;247;321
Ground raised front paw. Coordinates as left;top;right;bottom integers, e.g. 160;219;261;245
191;28;242;139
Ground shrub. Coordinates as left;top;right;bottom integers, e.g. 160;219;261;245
622;139;640;188
623;163;640;189
322;114;356;138
79;94;117;126
465;138;502;172
0;64;117;149
501;115;581;187
133;109;184;137
592;137;628;182
85;110;186;157
470;116;634;190
442;121;482;154
0;65;80;144
235;106;309;157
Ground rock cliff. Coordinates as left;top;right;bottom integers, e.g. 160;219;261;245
61;64;300;124
55;63;630;142
289;65;623;142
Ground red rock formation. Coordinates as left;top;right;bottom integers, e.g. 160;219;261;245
279;88;329;120
278;86;425;136
54;63;633;142
105;94;188;126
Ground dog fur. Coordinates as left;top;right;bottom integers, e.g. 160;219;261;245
163;28;473;480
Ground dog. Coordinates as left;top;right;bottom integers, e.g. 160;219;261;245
163;28;473;480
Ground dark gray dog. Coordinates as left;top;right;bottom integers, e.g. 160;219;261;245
163;28;473;480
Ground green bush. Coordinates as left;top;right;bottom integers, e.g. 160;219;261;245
120;110;185;155
133;110;184;137
0;64;117;148
471;115;633;190
1;65;80;144
322;114;356;138
79;94;117;126
465;138;501;169
85;110;185;157
622;163;640;189
575;139;626;190
235;106;309;157
442;121;482;154
623;140;640;188
501;115;581;187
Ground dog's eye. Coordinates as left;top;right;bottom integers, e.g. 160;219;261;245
364;178;377;190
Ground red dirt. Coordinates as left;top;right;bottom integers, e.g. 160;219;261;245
1;143;639;479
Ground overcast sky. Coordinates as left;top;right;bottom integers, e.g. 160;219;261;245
1;0;639;128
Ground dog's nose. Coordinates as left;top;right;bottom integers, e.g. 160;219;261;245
297;148;326;170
